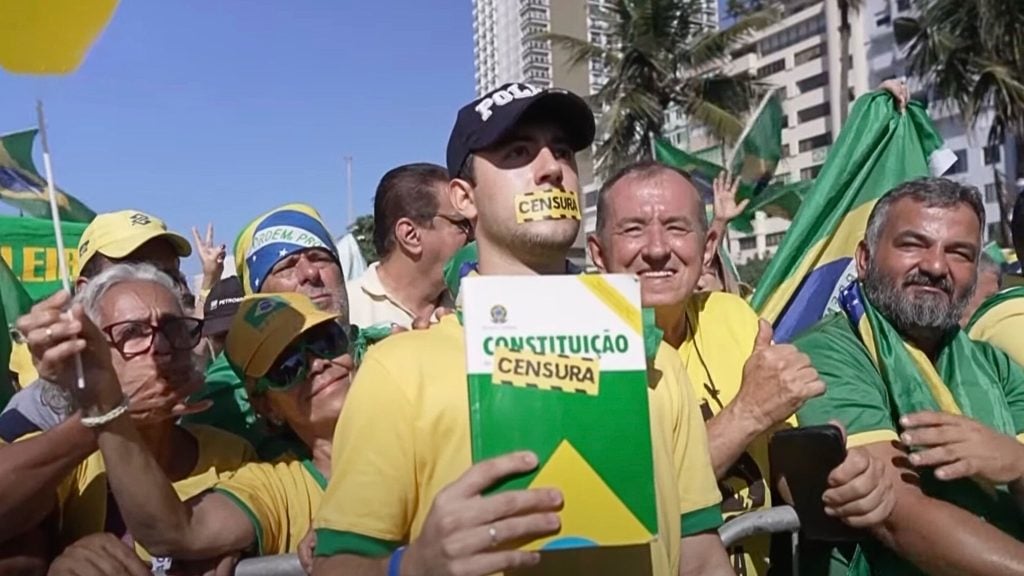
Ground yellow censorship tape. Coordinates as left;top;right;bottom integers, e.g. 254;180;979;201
492;347;599;396
514;189;582;224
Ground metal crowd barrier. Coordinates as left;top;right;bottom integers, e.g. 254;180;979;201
720;505;802;576
230;506;803;576
234;554;304;576
719;505;801;548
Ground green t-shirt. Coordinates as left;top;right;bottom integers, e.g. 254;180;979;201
794;313;1024;576
183;353;305;461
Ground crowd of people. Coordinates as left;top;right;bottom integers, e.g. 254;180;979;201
0;79;1023;576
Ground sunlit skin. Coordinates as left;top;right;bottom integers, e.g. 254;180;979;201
856;198;981;356
589;170;716;311
252;347;355;446
263;248;349;320
100;281;200;426
451;121;580;274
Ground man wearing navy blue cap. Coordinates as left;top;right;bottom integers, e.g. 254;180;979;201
314;82;734;576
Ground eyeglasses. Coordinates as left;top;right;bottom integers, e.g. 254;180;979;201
102;317;204;358
255;322;353;394
434;213;474;239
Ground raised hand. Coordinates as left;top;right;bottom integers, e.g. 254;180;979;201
735;320;825;432
712;170;748;226
402;451;563;576
192;223;226;290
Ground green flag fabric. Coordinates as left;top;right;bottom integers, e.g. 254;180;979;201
0;129;95;223
730;92;784;199
654;137;801;233
0;257;31;407
0;215;87;300
750;91;954;342
796;282;1024;575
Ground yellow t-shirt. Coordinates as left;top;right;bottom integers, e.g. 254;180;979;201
314;314;722;575
968;293;1024;367
677;291;777;576
54;423;254;561
215;458;326;556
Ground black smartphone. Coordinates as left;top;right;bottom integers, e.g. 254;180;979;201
769;424;861;542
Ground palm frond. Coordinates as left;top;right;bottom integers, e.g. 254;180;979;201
533;32;619;70
684;7;778;68
681;99;745;144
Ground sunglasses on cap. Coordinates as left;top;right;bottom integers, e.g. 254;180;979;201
254;321;353;394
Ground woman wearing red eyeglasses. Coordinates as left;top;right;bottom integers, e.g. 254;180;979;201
44;289;358;575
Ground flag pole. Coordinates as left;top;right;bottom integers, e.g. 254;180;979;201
725;86;779;172
344;155;354;228
36;100;86;390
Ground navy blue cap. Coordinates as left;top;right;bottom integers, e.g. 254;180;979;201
446;82;596;177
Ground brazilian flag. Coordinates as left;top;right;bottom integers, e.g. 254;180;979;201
0;130;95;223
751;91;954;342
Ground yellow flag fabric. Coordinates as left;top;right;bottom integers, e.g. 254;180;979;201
0;0;118;74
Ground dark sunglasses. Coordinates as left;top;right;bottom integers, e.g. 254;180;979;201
255;322;352;394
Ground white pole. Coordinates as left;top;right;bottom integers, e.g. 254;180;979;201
36;100;86;390
344;155;354;227
725;86;780;172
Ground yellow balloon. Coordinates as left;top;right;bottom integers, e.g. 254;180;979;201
0;0;119;74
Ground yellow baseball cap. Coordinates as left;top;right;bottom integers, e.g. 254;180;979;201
225;292;340;381
78;210;192;271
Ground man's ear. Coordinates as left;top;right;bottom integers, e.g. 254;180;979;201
588;233;609;272
702;228;719;269
855;240;870;279
394;218;422;256
450;178;478;221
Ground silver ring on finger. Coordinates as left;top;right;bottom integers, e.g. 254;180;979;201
488;525;499;548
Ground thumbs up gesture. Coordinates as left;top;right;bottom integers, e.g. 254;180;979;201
736;319;826;433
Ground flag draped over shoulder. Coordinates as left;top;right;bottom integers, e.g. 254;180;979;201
0;215;87;300
750;91;954;342
0;130;96;223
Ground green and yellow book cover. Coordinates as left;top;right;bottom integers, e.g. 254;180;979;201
463;274;657;555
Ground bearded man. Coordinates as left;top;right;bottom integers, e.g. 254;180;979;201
795;178;1024;576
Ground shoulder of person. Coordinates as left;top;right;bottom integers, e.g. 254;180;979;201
690;291;757;319
362;315;463;361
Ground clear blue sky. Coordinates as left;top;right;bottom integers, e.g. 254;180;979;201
0;1;474;276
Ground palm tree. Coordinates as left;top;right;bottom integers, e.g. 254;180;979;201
895;0;1024;244
348;214;378;263
539;0;777;177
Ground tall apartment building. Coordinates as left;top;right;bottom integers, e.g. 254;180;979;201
616;0;1017;266
862;0;1020;244
472;0;718;263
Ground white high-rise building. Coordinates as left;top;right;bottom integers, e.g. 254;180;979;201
862;0;1020;244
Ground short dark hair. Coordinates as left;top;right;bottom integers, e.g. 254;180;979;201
865;177;985;250
457;153;476;185
78;253;111;279
1011;187;1024;262
372;163;450;258
594;160;706;237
